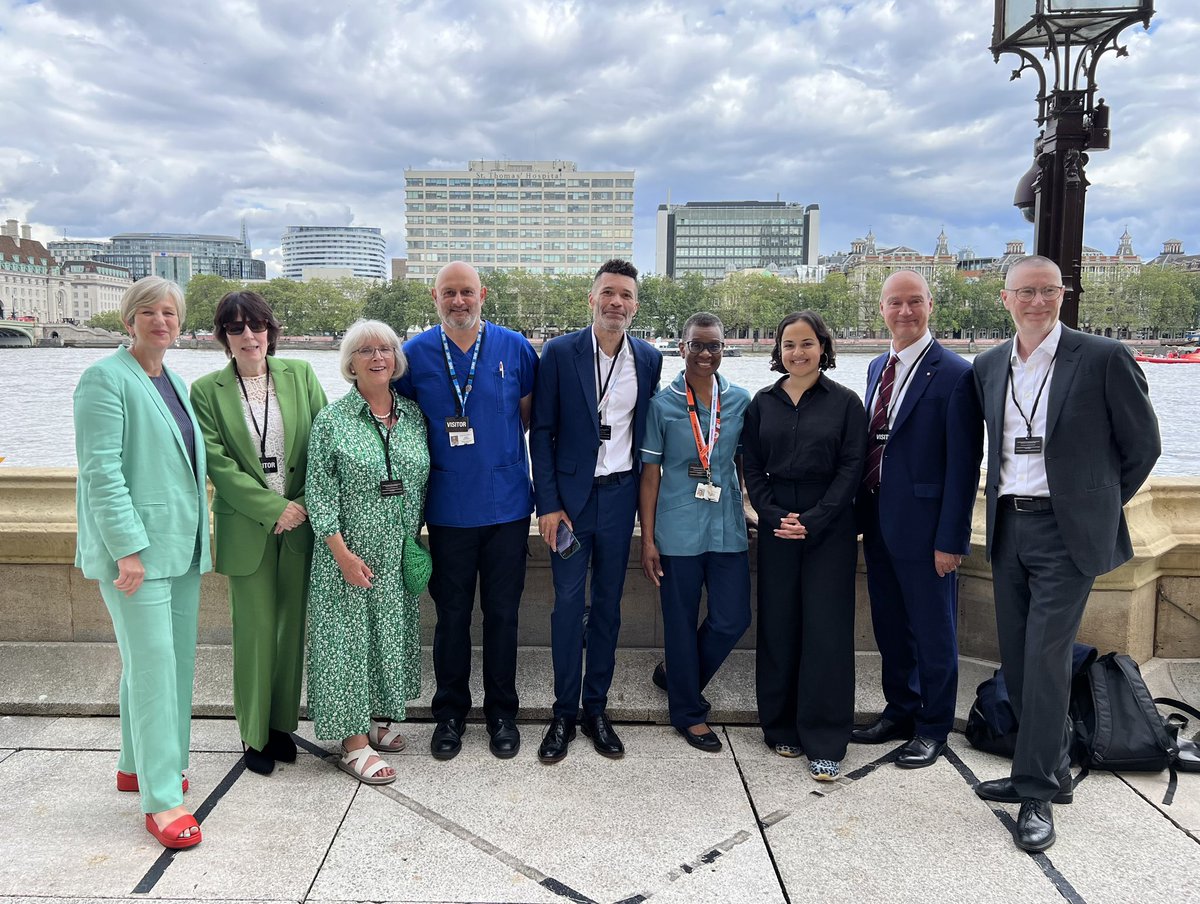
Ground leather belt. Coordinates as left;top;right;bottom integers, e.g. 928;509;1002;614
998;495;1052;513
594;470;633;486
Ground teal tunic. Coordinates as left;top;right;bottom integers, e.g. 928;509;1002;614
305;387;430;739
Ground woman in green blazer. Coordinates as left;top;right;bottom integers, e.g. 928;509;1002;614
74;277;212;850
190;290;327;775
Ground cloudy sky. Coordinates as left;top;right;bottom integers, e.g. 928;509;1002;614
1;0;1195;277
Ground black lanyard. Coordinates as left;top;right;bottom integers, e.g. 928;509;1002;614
368;396;398;481
595;334;625;416
870;338;934;424
1007;351;1058;438
234;362;270;460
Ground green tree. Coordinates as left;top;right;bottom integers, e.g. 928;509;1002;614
87;311;127;333
363;278;436;337
184;274;237;332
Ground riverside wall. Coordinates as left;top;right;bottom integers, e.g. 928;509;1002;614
1;468;1198;662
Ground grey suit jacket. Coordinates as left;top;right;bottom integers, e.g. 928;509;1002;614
973;325;1160;577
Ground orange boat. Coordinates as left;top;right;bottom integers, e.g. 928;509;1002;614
1134;348;1200;364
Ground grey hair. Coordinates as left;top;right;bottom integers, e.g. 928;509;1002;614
338;319;407;383
120;276;186;327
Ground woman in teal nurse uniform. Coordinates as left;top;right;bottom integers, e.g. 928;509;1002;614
73;276;212;850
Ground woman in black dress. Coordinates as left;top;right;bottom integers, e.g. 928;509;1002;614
743;311;867;781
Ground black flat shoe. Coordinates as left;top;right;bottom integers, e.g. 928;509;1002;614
242;742;274;775
895;736;946;769
975;775;1074;805
537;717;576;763
430;718;466;760
652;661;668;691
678;726;722;753
1015;799;1055;852
264;729;297;763
487;719;521;759
581;712;625;758
850;716;914;745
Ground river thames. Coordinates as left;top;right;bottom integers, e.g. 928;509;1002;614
2;344;1198;474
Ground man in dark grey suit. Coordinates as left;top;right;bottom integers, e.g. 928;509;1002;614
972;255;1159;853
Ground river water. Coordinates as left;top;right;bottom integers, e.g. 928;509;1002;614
2;345;1198;475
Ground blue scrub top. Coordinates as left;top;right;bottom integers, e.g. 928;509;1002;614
641;371;750;556
396;322;538;528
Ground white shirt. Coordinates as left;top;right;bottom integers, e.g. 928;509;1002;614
869;331;933;481
592;329;637;476
998;321;1061;497
238;371;287;496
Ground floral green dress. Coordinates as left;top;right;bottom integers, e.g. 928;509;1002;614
305;387;429;740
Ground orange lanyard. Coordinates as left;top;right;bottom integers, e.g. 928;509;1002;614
685;377;720;476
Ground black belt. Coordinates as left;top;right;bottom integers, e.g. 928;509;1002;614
594;470;633;486
998;495;1053;513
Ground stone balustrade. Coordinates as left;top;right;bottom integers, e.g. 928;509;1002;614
1;468;1197;662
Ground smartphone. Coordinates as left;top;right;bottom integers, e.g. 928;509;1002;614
555;520;581;559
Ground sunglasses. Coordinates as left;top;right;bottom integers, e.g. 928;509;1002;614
224;319;270;335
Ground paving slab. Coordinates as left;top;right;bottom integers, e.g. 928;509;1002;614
0;713;48;747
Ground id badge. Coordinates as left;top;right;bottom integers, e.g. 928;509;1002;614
695;483;722;502
687;461;709;479
449;428;476;447
259;456;279;474
872;429;890;445
1014;436;1044;455
599;424;612;441
380;478;405;496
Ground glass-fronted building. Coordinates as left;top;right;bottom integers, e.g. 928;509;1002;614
49;232;265;287
403;159;635;282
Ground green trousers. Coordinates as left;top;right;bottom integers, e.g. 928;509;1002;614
100;564;200;814
228;530;311;750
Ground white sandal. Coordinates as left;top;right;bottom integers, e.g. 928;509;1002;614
369;720;407;752
337;745;396;785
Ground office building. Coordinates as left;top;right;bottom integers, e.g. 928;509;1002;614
48;231;265;287
280;225;388;281
403;159;635;282
60;260;133;322
1;219;129;322
655;200;819;283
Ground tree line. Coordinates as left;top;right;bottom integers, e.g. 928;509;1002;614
87;267;1200;342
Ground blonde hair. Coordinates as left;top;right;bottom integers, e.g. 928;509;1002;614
338;319;407;383
120;277;186;326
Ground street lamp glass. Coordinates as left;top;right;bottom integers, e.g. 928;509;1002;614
995;0;1152;46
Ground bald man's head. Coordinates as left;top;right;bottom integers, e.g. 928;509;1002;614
432;262;486;331
879;269;933;351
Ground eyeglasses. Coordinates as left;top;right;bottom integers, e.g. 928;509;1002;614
353;346;396;359
685;340;725;354
224;319;270;335
1009;285;1065;302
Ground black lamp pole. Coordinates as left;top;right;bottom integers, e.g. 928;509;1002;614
992;1;1153;329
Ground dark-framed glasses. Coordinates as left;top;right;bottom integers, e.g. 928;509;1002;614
685;340;726;354
224;319;270;335
353;345;396;359
1011;286;1064;302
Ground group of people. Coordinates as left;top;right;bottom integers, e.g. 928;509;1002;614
73;252;1159;856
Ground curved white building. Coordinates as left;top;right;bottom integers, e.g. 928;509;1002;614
280;225;387;281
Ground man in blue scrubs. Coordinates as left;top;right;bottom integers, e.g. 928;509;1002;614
395;261;537;761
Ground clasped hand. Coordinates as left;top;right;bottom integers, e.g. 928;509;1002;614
274;501;307;534
775;512;808;540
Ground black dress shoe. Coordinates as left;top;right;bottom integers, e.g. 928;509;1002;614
652;661;668;691
849;716;914;745
896;736;946;769
1015;799;1055;852
264;729;297;763
242;743;274;775
581;712;625;758
537;717;576;763
487;719;521;759
678;726;722;753
975;775;1074;805
430;718;466;760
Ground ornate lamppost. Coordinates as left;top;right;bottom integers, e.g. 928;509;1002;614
992;1;1154;328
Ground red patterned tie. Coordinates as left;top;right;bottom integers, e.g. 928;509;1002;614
863;354;898;491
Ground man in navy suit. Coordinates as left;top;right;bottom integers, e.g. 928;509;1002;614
851;270;982;768
530;259;663;762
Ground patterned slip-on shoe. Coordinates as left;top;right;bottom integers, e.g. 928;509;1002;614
774;744;803;759
809;758;840;781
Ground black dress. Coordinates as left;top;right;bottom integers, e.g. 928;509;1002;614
743;374;867;758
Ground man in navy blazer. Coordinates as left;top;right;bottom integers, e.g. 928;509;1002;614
972;256;1159;852
530;259;662;762
852;270;983;768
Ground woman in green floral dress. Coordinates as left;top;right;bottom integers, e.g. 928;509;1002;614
305;319;429;785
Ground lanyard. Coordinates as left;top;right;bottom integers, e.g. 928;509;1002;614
870;338;934;425
595;334;625;415
1007;351;1057;438
439;324;484;417
367;395;398;481
234;362;271;460
685;376;720;476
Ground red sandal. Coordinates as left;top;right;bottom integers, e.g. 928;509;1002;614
144;812;202;849
117;771;189;793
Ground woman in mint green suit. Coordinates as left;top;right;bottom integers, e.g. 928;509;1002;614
73;276;211;850
190;290;327;776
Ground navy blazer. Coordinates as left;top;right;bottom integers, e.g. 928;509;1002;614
860;340;983;560
530;328;663;520
973;326;1160;577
